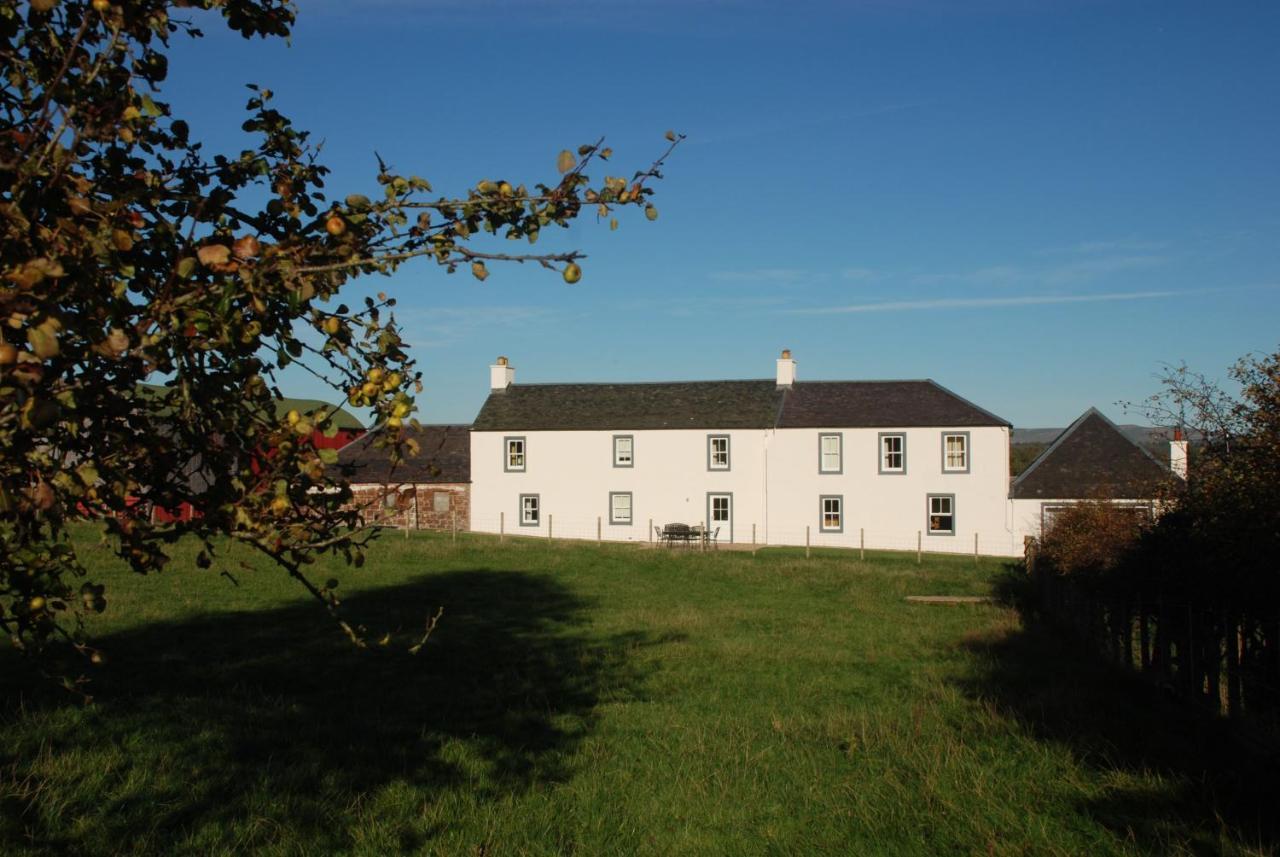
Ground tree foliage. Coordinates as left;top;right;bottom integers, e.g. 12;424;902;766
0;0;681;674
1038;346;1280;608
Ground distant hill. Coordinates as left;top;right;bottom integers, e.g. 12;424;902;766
1012;424;1177;447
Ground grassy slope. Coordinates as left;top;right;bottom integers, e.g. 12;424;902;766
0;529;1271;856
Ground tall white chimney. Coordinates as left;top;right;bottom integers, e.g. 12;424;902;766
776;348;796;388
490;355;515;392
1170;427;1188;480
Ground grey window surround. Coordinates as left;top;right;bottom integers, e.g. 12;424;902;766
818;432;843;474
706;491;733;543
707;434;731;471
926;493;956;536
504;436;527;473
819;494;844;533
432;491;451;513
609;491;633;525
878;432;907;475
518;493;540;526
941;431;971;474
612;434;634;468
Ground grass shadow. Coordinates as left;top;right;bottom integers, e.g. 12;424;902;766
1;569;653;854
960;566;1279;854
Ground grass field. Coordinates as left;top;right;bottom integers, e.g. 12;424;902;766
1;528;1274;856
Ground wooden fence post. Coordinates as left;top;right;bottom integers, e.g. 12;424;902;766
973;533;978;564
860;528;864;561
1139;592;1150;670
701;520;707;553
916;531;922;565
805;526;810;559
451;510;457;544
500;511;505;543
752;523;756;546
649;518;653;544
548;513;553;542
597;516;601;543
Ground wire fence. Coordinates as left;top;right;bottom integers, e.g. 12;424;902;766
1026;540;1280;748
434;513;1020;560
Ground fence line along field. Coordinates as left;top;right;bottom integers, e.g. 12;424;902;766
1;526;1273;856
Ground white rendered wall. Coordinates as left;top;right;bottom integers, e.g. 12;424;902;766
765;426;1019;556
471;424;1022;556
1011;498;1051;548
470;429;769;544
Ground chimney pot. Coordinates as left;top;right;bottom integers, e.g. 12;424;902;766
1169;430;1189;480
490;357;515;392
776;349;796;388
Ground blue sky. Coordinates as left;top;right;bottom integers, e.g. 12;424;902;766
163;0;1279;428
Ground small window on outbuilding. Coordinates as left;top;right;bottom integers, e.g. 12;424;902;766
433;491;451;513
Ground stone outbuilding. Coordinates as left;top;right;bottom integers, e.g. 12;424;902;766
336;424;470;531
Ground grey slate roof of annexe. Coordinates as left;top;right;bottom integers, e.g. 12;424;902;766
336;424;471;484
472;379;1009;432
1009;408;1170;500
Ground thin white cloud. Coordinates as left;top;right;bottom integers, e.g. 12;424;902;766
710;268;814;283
911;254;1169;288
1037;239;1170;256
840;267;878;281
787;290;1185;315
395;305;558;348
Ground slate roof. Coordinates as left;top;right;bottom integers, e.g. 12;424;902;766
777;380;1009;428
472;381;785;431
472;378;1009;431
1010;408;1171;500
337;424;470;484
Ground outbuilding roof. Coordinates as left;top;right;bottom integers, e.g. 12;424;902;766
472;378;1008;432
1009;408;1170;500
336;424;470;484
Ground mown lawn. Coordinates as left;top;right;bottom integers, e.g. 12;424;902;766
1;528;1273;856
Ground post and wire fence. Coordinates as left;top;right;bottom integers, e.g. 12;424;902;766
380;511;1013;561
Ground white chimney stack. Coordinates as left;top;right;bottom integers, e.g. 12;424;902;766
490;355;515;392
1170;427;1188;480
776;348;796;388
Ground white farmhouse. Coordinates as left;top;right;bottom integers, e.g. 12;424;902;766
470;351;1026;556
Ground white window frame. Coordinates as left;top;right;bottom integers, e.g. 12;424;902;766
941;431;970;474
504;436;526;473
432;491;451;513
819;494;843;532
927;494;955;536
879;432;906;474
612;434;634;468
609;491;633;525
818;433;842;474
519;493;540;526
707;434;731;471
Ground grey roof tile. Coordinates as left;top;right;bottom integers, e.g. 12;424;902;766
778;380;1009;428
337;424;470;484
1010;408;1170;499
473;380;784;431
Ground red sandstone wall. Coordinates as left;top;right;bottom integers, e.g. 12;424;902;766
347;483;470;531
